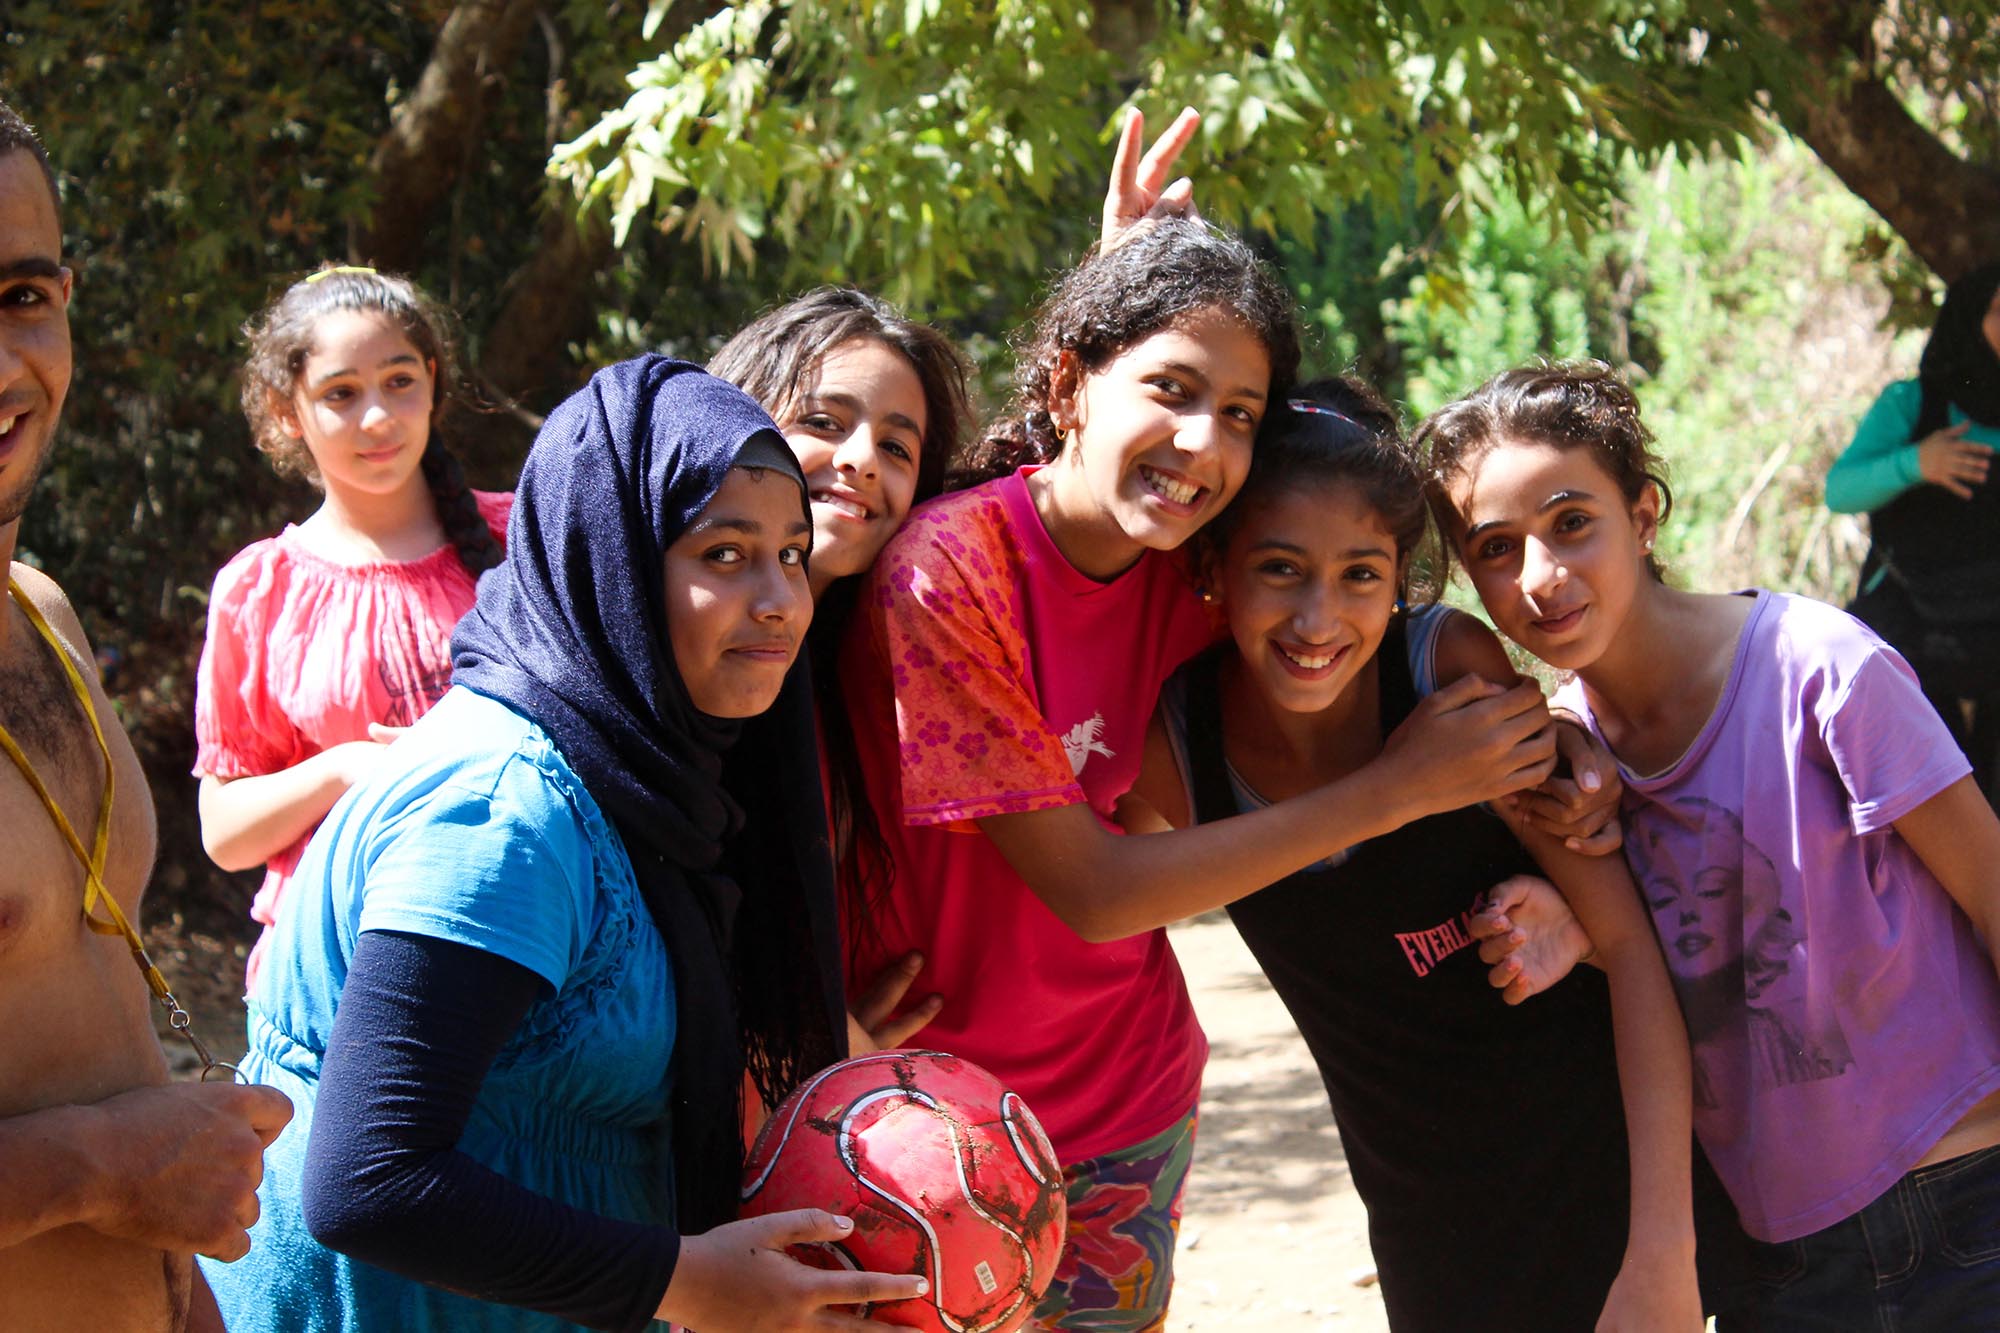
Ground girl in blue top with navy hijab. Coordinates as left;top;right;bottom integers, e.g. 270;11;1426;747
203;357;929;1332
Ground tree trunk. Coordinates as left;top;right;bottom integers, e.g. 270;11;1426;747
1761;0;2000;282
359;0;732;455
471;199;613;463
352;0;544;272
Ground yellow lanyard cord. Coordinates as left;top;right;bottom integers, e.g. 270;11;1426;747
1;578;234;1080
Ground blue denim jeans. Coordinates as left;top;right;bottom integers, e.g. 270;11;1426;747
1722;1144;2000;1331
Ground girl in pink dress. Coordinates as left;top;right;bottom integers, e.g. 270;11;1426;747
193;266;509;987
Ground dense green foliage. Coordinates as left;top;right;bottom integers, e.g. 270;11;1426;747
562;0;1764;317
2;1;701;920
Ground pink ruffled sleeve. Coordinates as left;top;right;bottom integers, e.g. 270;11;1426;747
193;546;309;780
474;489;513;547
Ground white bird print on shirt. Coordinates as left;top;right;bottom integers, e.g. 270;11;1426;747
1061;712;1115;775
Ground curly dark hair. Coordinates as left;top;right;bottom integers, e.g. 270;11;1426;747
1415;359;1673;580
1196;376;1435;602
953;217;1301;488
708;286;972;509
240;265;502;577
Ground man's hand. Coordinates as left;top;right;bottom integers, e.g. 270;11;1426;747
79;1082;293;1260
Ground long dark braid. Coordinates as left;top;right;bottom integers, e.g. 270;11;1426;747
419;440;503;576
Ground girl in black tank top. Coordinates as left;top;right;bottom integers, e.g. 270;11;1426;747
1118;381;1743;1330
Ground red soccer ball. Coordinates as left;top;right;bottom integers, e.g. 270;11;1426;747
740;1050;1067;1333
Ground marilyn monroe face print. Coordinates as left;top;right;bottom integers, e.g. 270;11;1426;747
1633;798;1853;1101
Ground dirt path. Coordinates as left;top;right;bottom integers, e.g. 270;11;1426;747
1170;912;1388;1331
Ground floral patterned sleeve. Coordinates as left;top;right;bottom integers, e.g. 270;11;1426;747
865;515;1083;830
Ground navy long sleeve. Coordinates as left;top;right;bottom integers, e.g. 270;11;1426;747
302;929;679;1333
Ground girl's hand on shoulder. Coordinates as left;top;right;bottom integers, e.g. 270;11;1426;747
1468;874;1595;1003
1504;719;1624;854
1100;107;1202;250
846;951;943;1055
1594;1249;1701;1333
326;736;397;789
1378;673;1558;817
659;1210;931;1331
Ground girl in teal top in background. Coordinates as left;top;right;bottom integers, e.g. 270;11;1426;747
1829;262;2000;795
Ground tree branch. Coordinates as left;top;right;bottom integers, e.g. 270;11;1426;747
1759;0;2000;282
473;199;612;445
472;0;729;433
352;0;544;272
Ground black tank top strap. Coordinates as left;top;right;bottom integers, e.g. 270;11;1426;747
1376;611;1417;735
1178;644;1239;829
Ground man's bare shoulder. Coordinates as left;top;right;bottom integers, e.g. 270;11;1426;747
6;561;96;673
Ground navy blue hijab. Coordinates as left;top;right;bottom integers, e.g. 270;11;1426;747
453;355;845;1234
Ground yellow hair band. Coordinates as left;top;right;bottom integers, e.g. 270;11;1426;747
304;264;378;284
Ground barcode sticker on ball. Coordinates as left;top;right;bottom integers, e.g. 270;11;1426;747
974;1260;998;1295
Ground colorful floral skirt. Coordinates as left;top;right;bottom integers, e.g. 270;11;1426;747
1031;1102;1197;1333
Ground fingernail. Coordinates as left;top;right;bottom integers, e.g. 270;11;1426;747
1566;837;1582;850
835;1215;854;1232
915;1278;931;1296
1580;771;1602;792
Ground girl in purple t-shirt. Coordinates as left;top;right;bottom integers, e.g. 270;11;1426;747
1422;360;2000;1326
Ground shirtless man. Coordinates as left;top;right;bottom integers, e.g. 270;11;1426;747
0;99;292;1331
